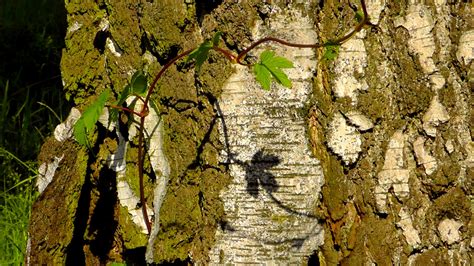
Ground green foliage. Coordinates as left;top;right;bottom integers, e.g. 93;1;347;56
0;187;36;265
322;43;340;61
0;148;38;265
130;70;148;96
212;31;222;46
110;262;127;266
355;10;365;22
74;90;109;147
0;147;38;193
187;32;222;73
110;70;148;123
253;50;294;91
188;43;212;73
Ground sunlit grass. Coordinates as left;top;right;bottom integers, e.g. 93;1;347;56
0;182;37;265
0;146;38;264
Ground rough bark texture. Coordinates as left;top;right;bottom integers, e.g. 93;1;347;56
27;0;472;265
208;5;324;264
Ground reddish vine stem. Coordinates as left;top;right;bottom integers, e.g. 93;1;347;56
213;47;237;62
236;37;319;65
135;0;371;235
137;116;150;234
236;0;371;65
107;104;142;117
137;48;193;234
143;49;194;111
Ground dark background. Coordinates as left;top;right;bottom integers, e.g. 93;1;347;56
0;0;69;189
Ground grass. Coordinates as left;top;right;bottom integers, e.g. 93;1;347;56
0;177;37;265
0;146;39;265
0;0;68;263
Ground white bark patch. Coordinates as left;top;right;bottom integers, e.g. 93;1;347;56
429;73;446;91
365;0;386;25
375;130;410;214
67;21;82;34
422;95;450;137
106;37;123;57
327;113;362;165
209;7;324;264
445;139;454;154
344;110;374;132
433;1;453;65
333;32;368;104
413;136;438;175
456;30;474;65
395;4;436;74
36;154;64;194
54;107;81;142
438;218;463;245
144;103;171;263
464;142;474;169
107;126;152;234
397;207;421;248
107;128;127;171
116;179;152;234
106;97;170;240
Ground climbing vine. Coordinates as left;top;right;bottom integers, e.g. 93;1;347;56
73;0;372;235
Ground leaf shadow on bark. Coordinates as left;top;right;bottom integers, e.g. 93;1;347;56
215;102;324;249
215;101;321;221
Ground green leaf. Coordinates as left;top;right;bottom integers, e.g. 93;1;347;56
355;10;364;23
187;41;212;73
266;66;292;88
260;50;274;62
74;90;109;146
109;84;129;124
253;64;271;90
188;32;223;73
212;31;222;46
130;70;147;95
322;43;340;61
109;70;148;124
253;50;294;90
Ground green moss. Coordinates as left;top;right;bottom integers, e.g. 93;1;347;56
61;4;110;104
152;185;202;261
118;205;148;249
429;161;460;194
427;187;470;222
321;157;349;221
357;35;391;121
123;145;154;200
438;85;457;110
27;138;88;263
410;248;451;265
140;14;234;261
342;215;401;265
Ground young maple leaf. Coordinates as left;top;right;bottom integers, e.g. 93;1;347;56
253;50;294;90
187;32;222;73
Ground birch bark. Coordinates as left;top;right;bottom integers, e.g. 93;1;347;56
27;1;472;265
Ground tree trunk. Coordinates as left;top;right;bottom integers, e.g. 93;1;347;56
27;0;472;265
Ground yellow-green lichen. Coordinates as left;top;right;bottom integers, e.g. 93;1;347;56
118;205;148;249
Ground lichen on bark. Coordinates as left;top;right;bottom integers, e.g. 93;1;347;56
28;0;473;264
29;0;233;264
311;1;473;264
